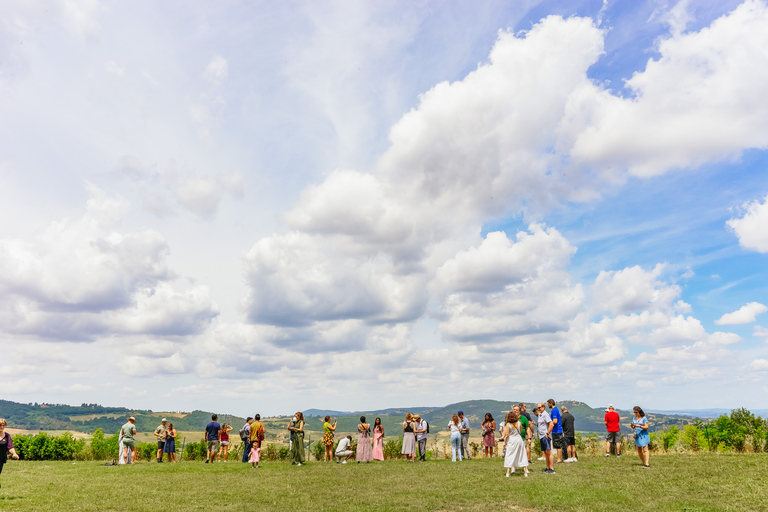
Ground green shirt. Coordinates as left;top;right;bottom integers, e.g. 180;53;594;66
121;422;136;441
519;416;529;440
154;425;167;439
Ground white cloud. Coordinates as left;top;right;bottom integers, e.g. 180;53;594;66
751;359;768;370
205;55;228;83
755;325;768;342
103;60;124;77
715;302;768;325
591;264;679;315
727;193;768;253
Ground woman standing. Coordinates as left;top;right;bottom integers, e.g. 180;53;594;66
289;412;306;466
401;413;416;461
449;414;462;462
503;412;529;477
218;423;233;462
629;406;651;468
482;413;496;458
356;416;373;463
0;419;20;488
164;423;177;463
372;418;385;461
322;416;337;462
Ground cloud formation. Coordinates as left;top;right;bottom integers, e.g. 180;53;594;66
715;302;768;325
727;193;768;253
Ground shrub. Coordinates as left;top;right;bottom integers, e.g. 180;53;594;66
383;437;403;460
469;441;480;458
278;446;290;461
311;440;325;461
136;442;155;461
184;440;207;461
264;443;278;461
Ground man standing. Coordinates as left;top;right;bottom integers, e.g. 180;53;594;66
535;403;555;474
249;414;265;468
547;399;564;464
414;414;428;462
205;414;221;464
458;411;472;460
560;406;577;462
154;418;168;463
121;417;137;465
240;417;253;463
335;435;354;463
604;405;621;457
518;403;534;464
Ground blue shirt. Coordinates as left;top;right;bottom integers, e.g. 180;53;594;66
550;407;563;434
460;417;470;432
206;421;221;441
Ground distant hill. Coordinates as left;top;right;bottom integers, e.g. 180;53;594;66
2;398;746;437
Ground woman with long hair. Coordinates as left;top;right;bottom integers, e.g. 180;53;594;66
322;416;337;462
164;423;177;462
482;413;496;458
356;415;373;463
218;423;233;462
401;413;416;461
372;417;385;461
449;414;462;462
629;406;651;468
289;412;306;466
503;411;529;477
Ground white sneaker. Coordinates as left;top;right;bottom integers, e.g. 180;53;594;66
296;463;302;466
342;460;347;464
537;457;545;461
505;473;509;478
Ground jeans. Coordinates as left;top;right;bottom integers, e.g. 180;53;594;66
451;433;462;461
418;438;427;460
460;432;471;459
242;440;251;463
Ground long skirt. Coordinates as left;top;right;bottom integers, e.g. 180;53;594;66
401;432;416;455
290;432;305;463
356;432;373;462
504;434;528;469
372;432;384;460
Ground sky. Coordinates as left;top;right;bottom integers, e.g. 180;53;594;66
1;0;767;418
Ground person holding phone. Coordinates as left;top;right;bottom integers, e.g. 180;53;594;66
629;406;651;468
323;416;337;462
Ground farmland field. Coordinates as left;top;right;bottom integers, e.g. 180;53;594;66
0;453;766;511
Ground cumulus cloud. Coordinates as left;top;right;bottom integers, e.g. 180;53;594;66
591;264;679;315
755;326;768;342
727;193;768;253
205;55;228;83
715;302;768;325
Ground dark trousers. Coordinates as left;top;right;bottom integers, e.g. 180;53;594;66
418;439;427;460
460;433;471;459
242;440;251;463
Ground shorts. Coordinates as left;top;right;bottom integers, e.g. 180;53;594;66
207;440;220;452
123;439;135;448
221;441;229;446
606;431;621;443
565;436;576;447
157;441;165;449
335;450;353;459
552;432;564;449
539;437;551;452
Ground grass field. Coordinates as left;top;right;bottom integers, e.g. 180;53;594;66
0;453;765;511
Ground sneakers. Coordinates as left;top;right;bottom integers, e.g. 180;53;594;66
205;460;209;463
505;473;510;478
296;463;302;466
342;460;347;464
547;469;556;474
605;453;610;457
616;454;621;458
643;465;650;469
524;472;528;478
537;457;545;461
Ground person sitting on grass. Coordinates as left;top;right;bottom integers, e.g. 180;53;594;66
205;414;221;464
335;435;354;464
218;423;233;462
629;406;651;469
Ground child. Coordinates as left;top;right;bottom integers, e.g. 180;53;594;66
249;441;260;469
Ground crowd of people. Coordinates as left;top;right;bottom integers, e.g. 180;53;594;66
0;400;653;486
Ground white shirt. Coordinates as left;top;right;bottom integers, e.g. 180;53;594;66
448;422;461;434
416;419;428;441
336;438;351;453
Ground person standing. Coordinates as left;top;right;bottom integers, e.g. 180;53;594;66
205;414;221;464
535;404;555;474
287;413;298;450
154;418;168;463
604;405;622;457
0;419;20;488
560;406;577;462
356;416;373;463
547;399;564;463
458;411;472;460
121;417;137;465
218;423;233;462
335;435;354;463
502;411;529;478
164;423;177;462
322;416;337;462
512;406;531;464
629;406;651;468
240;417;253;463
482;413;496;458
519;403;534;464
401;413;416;462
414;414;428;462
449;414;462;462
372;418;385;461
249;414;265;468
289;412;306;466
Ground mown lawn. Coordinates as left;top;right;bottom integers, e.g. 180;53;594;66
0;453;765;511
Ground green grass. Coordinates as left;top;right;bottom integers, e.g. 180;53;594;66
1;453;766;511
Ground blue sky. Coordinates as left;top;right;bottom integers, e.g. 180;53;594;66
1;0;767;417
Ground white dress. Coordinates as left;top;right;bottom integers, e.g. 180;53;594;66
504;422;528;469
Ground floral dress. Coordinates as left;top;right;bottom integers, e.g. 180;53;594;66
322;422;334;446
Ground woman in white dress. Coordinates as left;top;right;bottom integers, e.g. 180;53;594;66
503;411;529;477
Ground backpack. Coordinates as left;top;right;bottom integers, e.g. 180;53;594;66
425;421;430;434
257;424;265;441
239;424;249;442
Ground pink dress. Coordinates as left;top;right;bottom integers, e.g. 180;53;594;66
372;426;384;461
249;445;260;463
482;421;496;448
356;424;374;462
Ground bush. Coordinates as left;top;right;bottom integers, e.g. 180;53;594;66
383;437;403;460
184;440;207;461
263;443;278;461
311;440;325;461
136;442;156;461
278;446;290;461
